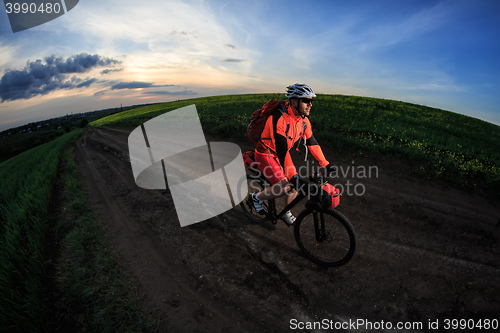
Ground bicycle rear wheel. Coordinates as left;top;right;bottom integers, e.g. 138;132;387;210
239;174;271;223
294;208;356;267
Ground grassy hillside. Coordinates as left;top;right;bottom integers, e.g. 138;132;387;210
0;129;67;163
0;130;155;331
0;131;81;331
91;93;500;197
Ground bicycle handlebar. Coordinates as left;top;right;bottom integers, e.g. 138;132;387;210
289;171;328;196
290;162;336;188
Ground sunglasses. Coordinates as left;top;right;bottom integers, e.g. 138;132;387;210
300;98;313;105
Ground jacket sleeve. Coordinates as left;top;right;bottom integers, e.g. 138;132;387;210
307;139;329;167
304;119;329;166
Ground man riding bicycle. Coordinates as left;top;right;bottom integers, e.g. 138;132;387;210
251;83;335;224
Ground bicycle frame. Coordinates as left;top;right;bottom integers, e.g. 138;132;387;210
249;174;327;227
269;190;307;226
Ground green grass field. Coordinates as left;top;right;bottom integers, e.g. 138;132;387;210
0;130;155;332
92;93;500;197
0;130;82;331
0;129;67;163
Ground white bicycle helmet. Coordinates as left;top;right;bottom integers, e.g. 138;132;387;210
285;83;316;99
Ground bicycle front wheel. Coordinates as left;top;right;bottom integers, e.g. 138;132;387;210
294;209;356;267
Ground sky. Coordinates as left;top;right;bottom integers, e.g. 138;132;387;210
0;0;499;131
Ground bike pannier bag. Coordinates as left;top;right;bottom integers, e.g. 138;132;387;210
321;183;340;209
242;150;259;171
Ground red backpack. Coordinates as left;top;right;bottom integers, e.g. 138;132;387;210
247;100;287;144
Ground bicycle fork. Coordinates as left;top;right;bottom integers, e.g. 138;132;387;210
313;211;329;242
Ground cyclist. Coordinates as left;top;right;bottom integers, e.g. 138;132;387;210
251;83;335;224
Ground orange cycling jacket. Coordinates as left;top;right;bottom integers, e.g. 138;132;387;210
255;102;329;176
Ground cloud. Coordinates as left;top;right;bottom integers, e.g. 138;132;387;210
0;53;120;102
110;81;177;90
76;78;98;88
101;68;123;75
0;42;18;68
170;30;198;38
222;59;245;63
61;1;252;75
93;89;107;96
94;81;190;96
44;53;120;73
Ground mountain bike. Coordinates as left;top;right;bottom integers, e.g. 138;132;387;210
239;166;357;267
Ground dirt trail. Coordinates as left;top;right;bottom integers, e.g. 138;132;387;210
74;126;499;332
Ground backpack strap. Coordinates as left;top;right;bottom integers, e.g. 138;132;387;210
278;102;292;139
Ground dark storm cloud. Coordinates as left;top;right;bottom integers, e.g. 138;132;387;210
44;53;119;73
0;53;120;102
